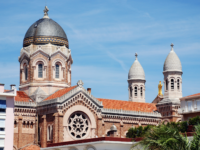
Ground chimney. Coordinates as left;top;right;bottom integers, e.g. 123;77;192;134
0;84;4;93
10;84;16;90
87;88;91;94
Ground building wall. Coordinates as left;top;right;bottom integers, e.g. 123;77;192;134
178;96;200;121
5;97;14;150
19;44;72;98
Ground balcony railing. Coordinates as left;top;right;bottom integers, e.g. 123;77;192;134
178;107;200;114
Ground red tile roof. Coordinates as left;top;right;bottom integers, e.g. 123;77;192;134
44;86;77;101
181;93;200;100
97;98;157;112
15;91;33;102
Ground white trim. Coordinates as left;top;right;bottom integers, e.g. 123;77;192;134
41;140;135;150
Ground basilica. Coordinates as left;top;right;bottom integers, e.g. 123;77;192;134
13;6;183;149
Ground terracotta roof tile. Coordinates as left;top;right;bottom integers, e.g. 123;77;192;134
44;86;77;101
15;91;33;102
181;93;200;100
97;98;157;112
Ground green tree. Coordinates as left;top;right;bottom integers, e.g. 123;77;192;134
190;124;200;150
132;125;190;150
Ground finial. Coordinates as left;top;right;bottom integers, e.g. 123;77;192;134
77;80;84;87
43;6;49;18
135;53;138;60
170;43;174;51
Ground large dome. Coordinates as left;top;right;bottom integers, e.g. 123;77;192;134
23;7;68;47
128;54;145;80
163;44;182;72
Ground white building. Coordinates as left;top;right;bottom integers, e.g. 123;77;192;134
0;84;16;150
178;93;200;121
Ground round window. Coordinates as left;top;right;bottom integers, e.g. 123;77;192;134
68;112;90;139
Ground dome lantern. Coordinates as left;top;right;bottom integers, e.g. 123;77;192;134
110;124;117;132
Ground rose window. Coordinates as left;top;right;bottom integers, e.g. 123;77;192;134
68;112;89;139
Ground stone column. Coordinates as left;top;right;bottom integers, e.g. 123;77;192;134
97;118;103;137
34;114;38;144
58;112;63;142
18;115;23;148
120;121;123;138
41;115;47;148
53;113;58;143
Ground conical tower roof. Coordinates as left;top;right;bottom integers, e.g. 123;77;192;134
163;43;182;72
128;53;145;80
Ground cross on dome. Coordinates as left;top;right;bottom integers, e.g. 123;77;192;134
135;53;138;60
170;43;174;51
43;6;49;18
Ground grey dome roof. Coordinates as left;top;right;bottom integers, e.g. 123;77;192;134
110;124;117;131
128;54;145;80
163;44;182;72
23;18;68;47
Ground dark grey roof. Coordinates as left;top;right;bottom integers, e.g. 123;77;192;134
24;18;67;39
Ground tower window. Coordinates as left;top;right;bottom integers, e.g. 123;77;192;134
177;79;180;90
134;87;137;96
130;86;132;97
140;87;143;97
55;64;59;78
166;79;168;90
25;65;28;80
38;64;43;78
171;79;174;90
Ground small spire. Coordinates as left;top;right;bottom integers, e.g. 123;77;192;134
43;6;49;18
135;53;138;60
170;43;174;51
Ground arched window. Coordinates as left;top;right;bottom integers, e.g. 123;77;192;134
140;87;143;97
177;79;180;90
14;121;17;128
130;86;132;97
51;126;53;140
25;65;28;80
26;121;29;128
38;64;43;78
23;121;26;128
55;64;59;78
134;87;137;96
38;128;41;141
171;79;174;90
47;126;50;141
166;79;168;90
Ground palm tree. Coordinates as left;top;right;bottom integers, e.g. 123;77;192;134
131;124;200;150
190;124;200;150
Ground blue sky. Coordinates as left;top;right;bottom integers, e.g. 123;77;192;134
0;0;199;103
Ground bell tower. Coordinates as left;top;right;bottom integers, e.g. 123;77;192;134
163;43;183;100
128;53;146;102
156;44;182;122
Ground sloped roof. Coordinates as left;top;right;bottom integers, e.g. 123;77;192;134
44;86;76;101
97;98;157;112
15;91;33;102
32;87;47;95
181;93;200;100
21;144;40;150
